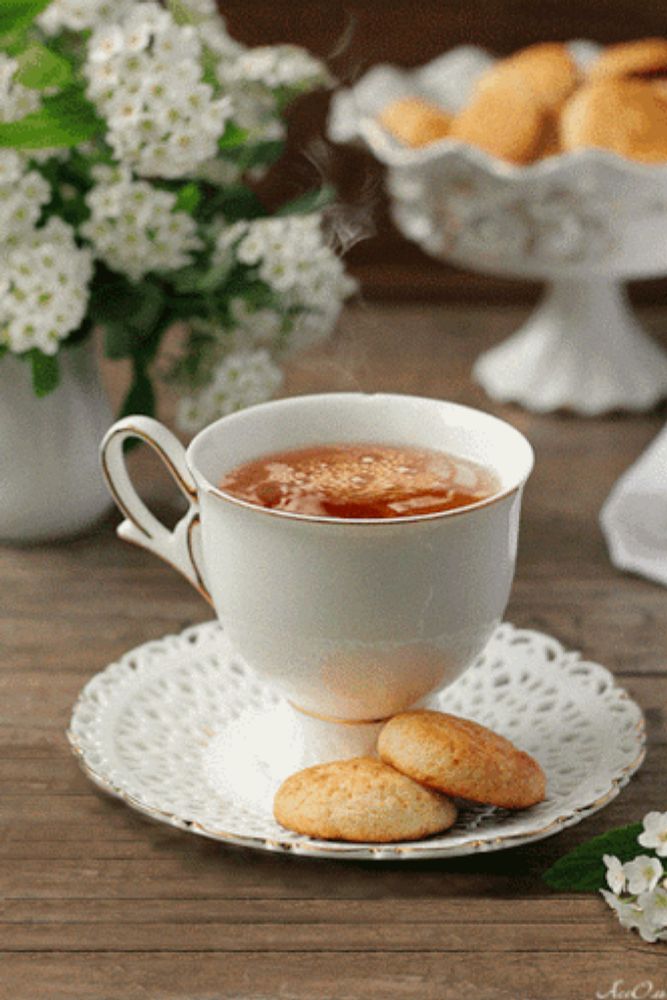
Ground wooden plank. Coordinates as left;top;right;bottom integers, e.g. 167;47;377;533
2;951;666;1000
0;919;638;954
0;897;612;924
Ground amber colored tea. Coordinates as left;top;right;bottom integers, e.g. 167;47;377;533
218;443;499;519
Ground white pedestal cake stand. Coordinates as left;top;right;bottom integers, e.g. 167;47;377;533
329;44;667;415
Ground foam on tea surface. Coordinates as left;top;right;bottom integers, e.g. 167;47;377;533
219;443;499;519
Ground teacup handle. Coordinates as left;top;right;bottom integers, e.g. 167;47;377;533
100;415;211;604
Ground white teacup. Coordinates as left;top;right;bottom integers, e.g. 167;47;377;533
101;392;533;767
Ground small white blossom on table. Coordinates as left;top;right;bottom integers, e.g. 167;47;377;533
601;813;667;943
638;812;667;855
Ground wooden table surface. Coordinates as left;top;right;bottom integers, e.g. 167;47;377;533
3;302;667;1000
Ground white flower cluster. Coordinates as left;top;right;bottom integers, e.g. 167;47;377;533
209;214;357;361
227;298;285;351
177;348;283;433
215;44;330;146
174;216;354;431
19;0;346;413
0;154;92;355
601;812;667;943
81;167;201;282
222;45;331;93
0;217;92;356
229;297;340;357
222;87;286;148
176;0;244;62
222;215;355;305
84;2;231;179
177;0;219;18
38;0;133;35
0;152;51;246
0;55;40;123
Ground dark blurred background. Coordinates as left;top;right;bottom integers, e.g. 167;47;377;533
220;1;667;304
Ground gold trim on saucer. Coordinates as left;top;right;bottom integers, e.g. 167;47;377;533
66;621;647;861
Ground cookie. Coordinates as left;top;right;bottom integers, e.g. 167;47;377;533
560;79;667;162
378;710;546;809
474;43;579;112
449;87;547;164
377;96;452;148
535;112;563;158
588;38;667;83
273;756;458;843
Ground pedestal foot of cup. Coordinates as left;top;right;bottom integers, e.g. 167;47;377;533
202;699;386;813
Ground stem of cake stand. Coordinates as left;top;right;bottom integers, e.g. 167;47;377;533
472;277;667;415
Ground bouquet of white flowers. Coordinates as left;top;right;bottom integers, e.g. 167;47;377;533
0;0;356;429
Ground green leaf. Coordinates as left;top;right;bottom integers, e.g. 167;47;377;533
0;86;102;149
174;181;201;215
29;349;60;397
0;345;8;360
216;184;267;222
89;268;136;325
543;823;649;893
120;362;155;420
243;139;285;167
0;0;52;35
91;269;164;334
165;293;210;321
172;263;229;295
220;138;285;172
277;184;336;217
217;121;249;151
103;322;135;360
16;42;73;91
0;27;28;55
165;0;196;25
129;282;164;333
170;267;202;295
234;279;278;311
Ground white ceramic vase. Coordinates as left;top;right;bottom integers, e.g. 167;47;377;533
0;340;112;544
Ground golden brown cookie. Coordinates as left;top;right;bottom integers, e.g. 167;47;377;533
560;79;667;162
588;38;667;83
449;87;547;164
474;43;579;112
378;710;546;810
535;111;563;158
273;756;458;843
377;96;452;148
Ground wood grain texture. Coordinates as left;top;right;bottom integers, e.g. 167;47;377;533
2;302;667;999
216;0;667;302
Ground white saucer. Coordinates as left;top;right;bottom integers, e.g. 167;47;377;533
68;621;645;860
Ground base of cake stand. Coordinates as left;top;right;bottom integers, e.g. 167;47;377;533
473;278;667;415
